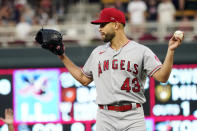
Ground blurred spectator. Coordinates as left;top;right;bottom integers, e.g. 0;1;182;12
0;0;35;26
147;0;158;21
157;0;176;24
172;0;185;10
35;8;48;25
40;0;51;9
127;0;147;40
34;0;57;26
0;0;15;26
127;0;147;25
56;4;65;24
0;108;14;131
57;5;65;16
114;0;126;13
157;0;176;41
22;4;35;25
15;0;26;6
16;15;31;40
13;0;27;24
0;0;61;26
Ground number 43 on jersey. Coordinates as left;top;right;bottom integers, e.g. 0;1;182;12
121;77;140;92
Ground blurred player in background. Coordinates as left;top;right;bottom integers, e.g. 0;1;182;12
0;108;14;131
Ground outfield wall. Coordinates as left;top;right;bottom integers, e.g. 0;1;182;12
0;43;196;68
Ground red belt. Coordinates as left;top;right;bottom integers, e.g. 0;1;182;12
99;103;141;112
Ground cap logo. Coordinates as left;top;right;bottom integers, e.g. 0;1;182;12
110;17;115;20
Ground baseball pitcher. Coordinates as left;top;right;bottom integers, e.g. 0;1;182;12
35;8;183;131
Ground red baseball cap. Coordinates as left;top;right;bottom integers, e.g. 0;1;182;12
91;8;126;25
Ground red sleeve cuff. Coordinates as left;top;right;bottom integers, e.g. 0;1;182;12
81;68;92;78
149;65;162;76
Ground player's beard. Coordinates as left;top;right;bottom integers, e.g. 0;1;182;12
103;32;115;42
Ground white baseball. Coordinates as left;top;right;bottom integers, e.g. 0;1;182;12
174;30;184;40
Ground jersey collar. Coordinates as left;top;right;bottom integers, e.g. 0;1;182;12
108;40;131;51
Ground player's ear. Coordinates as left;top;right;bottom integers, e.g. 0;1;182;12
114;22;122;30
114;22;119;30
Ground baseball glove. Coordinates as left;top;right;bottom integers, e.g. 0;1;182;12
35;28;64;55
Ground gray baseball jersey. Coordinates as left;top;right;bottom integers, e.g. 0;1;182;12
82;41;162;105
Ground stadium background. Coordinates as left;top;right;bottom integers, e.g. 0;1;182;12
0;0;197;131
